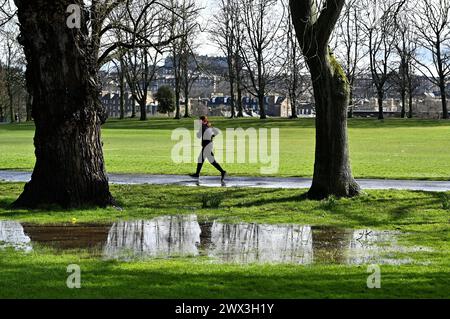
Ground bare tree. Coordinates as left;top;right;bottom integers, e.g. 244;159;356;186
179;0;200;118
333;0;367;118
168;0;199;119
240;0;284;119
281;0;309;119
361;0;403;120
211;0;246;118
413;0;450;119
1;26;25;123
211;0;237;118
393;1;417;118
290;0;360;199
120;0;170;121
0;0;15;28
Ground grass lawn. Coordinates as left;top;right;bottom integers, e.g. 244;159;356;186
0;183;449;298
0;118;449;180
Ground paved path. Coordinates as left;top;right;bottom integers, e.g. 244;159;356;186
1;170;449;192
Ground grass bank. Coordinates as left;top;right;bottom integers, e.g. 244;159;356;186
0;183;449;298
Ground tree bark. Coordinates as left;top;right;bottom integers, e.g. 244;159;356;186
13;0;114;208
377;91;384;120
139;100;147;121
235;54;244;117
307;52;360;199
290;0;360;199
348;89;354;118
26;93;32;122
8;89;14;123
174;88;181;119
119;59;125;120
258;93;266;119
183;85;190;118
408;90;413;118
440;82;448;119
227;56;235;118
400;90;406;119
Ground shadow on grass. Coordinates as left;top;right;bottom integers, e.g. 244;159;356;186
234;193;308;208
0;250;448;298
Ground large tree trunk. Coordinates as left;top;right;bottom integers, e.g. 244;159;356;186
307;51;360;199
13;0;114;208
290;0;360;199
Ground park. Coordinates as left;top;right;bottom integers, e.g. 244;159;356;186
0;117;449;299
0;0;449;307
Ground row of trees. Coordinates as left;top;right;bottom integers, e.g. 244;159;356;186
0;0;201;123
105;0;201;121
2;0;448;122
0;0;447;208
0;3;29;123
211;0;297;119
334;0;450;119
213;0;450;120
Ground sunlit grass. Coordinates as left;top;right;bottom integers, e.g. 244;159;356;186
1;118;449;179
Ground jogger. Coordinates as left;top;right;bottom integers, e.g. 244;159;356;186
190;116;227;181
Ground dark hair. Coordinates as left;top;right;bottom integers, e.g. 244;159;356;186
200;116;211;127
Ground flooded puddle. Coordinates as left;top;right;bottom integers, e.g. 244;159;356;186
0;216;425;265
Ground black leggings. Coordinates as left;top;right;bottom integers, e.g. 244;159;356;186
196;143;224;174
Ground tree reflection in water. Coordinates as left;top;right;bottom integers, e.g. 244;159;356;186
1;216;413;265
104;215;201;260
0;221;32;252
209;222;313;264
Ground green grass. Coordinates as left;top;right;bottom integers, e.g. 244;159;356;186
0;250;448;299
0;183;449;298
1;118;450;180
1;182;449;228
1;117;449;298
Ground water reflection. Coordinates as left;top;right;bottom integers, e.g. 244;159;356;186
209;222;313;264
0;216;420;265
22;224;111;250
0;221;32;252
104;215;201;260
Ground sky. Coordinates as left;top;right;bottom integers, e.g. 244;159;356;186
196;0;222;56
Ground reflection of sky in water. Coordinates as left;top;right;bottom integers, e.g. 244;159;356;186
0;216;425;265
209;222;313;264
104;215;201;260
347;230;413;265
0;221;32;252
